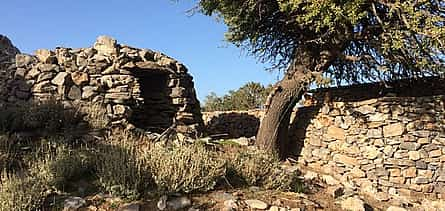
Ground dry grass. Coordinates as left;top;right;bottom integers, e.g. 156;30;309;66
227;149;304;192
0;136;304;210
0;101;83;134
93;130;151;199
143;143;226;194
79;102;109;130
0;170;48;211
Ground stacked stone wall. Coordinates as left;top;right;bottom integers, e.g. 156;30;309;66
202;110;264;138
0;36;203;135
203;78;445;199
294;78;445;200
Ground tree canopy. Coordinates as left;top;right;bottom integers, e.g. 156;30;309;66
202;82;272;111
198;0;445;84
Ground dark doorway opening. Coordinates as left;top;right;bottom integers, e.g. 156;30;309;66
130;71;176;133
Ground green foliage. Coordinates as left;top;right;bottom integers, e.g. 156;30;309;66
197;0;445;83
203;82;272;111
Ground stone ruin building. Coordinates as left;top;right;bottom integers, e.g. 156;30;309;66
0;35;203;135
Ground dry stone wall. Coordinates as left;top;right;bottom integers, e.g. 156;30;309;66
202;110;264;138
293;78;445;200
202;78;445;200
0;35;203;135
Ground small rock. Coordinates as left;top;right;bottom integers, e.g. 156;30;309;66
167;196;192;210
71;71;89;85
15;54;33;67
383;123;405;137
322;175;340;186
269;206;286;211
375;192;390;201
157;195;167;210
304;171;318;180
224;199;238;210
118;202;140;211
82;86;97;99
35;49;56;64
63;196;86;211
212;192;235;201
68;85;82;100
245;199;268;210
51;72;69;85
340;197;365;211
94;35;118;55
386;206;407;211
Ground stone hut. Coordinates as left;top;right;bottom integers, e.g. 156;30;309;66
0;35;203;135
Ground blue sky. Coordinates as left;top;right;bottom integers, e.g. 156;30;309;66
1;0;281;100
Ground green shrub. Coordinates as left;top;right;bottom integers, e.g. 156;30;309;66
144;143;226;194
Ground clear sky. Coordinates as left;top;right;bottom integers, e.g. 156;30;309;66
1;0;282;101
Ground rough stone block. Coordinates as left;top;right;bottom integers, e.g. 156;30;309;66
383;123;405;137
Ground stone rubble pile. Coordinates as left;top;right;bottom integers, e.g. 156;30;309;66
0;35;203;135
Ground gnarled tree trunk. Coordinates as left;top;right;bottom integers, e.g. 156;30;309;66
256;68;313;159
256;47;336;159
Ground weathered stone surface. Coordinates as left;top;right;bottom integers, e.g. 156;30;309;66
94;35;118;55
71;71;89;85
15;54;33;67
64;196;86;210
387;206;407;211
245;199;268;210
364;146;380;159
82;86;96;99
333;154;358;166
35;49;56;64
68;86;81;100
166;196;191;210
400;142;421;151
51;72;69;85
327;126;346;140
356;105;376;114
383;123;405;137
408;151;421;161
367;128;383;138
340;197;365;211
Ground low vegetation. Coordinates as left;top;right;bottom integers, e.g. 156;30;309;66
0;101;304;210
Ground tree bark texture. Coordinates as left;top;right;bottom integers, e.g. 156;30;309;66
255;47;337;159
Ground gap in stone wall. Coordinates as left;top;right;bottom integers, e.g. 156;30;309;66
130;70;176;133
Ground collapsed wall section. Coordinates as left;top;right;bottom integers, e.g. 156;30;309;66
0;35;203;135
